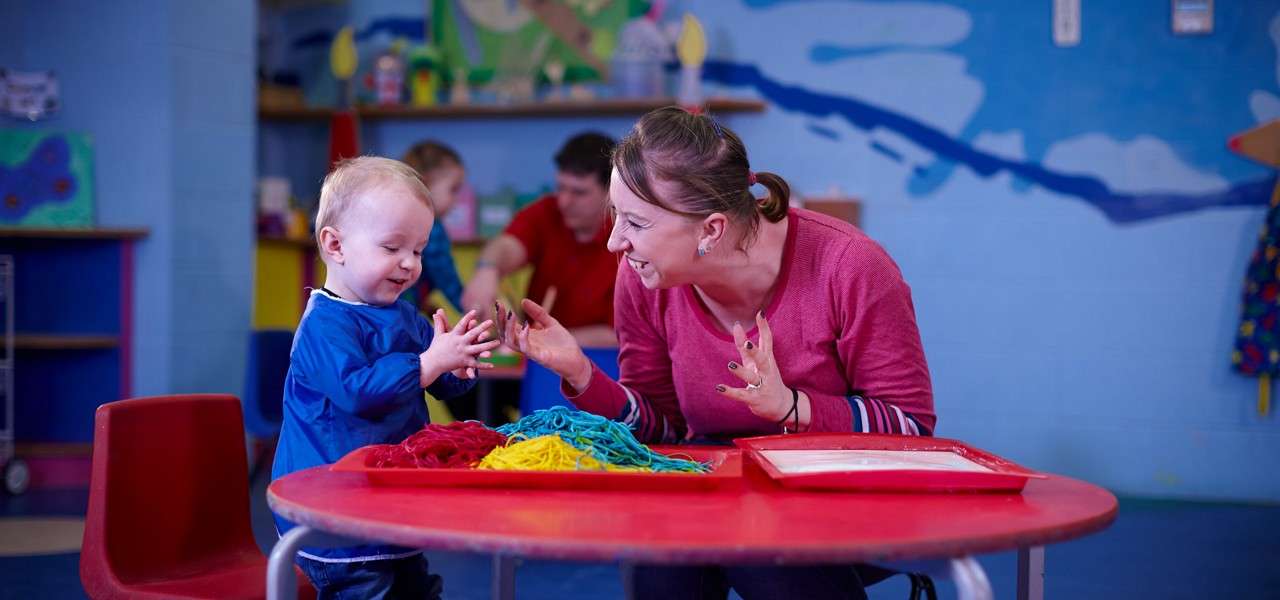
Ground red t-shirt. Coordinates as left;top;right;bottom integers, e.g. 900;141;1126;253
504;195;617;329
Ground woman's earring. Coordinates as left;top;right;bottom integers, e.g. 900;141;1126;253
697;246;708;257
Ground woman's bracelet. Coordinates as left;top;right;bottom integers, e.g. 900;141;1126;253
777;387;800;434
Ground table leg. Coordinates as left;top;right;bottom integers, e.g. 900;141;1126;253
491;554;516;600
949;556;993;600
267;525;312;600
1017;546;1045;600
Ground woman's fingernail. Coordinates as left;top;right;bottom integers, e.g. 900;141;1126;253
745;340;754;350
734;320;741;329
715;384;726;392
728;361;738;370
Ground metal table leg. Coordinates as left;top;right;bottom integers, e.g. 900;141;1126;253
491;554;516;600
879;555;993;600
266;526;363;600
1017;546;1045;600
267;525;313;600
949;556;993;600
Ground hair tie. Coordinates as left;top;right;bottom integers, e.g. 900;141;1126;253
748;171;757;186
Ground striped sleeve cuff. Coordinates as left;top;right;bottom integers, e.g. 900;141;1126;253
846;395;927;436
615;385;679;444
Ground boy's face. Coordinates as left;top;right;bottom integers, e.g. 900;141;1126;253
329;183;434;305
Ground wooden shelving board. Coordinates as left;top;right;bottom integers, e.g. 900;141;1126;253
260;97;766;121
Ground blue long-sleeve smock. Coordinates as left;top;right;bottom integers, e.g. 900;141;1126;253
272;290;474;561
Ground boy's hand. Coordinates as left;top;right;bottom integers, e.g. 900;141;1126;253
419;309;500;387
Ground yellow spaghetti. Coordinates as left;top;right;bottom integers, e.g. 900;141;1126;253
477;434;652;473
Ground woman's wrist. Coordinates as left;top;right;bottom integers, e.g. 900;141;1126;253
565;352;594;393
795;390;812;432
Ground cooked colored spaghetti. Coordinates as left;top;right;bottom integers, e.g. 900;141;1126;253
495;406;710;473
476;434;650;472
365;420;507;468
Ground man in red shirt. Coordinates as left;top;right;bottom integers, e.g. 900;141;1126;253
462;132;618;347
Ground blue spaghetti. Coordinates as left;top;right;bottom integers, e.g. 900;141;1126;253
496;406;710;473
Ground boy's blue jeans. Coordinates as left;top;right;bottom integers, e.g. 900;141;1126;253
297;553;443;600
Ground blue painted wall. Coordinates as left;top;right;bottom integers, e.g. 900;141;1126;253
2;2;255;412
265;1;1280;501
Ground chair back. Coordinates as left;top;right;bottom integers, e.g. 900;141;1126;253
81;394;259;591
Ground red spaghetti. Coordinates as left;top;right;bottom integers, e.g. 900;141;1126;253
364;421;508;469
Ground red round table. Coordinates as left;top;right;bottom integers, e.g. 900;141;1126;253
266;457;1116;600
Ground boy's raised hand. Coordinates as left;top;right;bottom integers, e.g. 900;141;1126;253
419;309;500;387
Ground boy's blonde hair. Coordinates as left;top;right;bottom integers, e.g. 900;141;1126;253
314;156;435;246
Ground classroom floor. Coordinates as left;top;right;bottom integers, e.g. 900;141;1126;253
1;464;1277;600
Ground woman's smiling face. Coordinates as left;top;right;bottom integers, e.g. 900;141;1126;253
605;168;702;289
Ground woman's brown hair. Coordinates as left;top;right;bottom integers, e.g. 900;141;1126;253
612;106;789;249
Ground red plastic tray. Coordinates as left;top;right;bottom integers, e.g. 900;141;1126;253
734;433;1045;493
331;444;743;491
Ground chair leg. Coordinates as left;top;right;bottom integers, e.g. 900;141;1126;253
920;574;937;600
908;573;937;600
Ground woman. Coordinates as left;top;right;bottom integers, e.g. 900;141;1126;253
501;107;935;598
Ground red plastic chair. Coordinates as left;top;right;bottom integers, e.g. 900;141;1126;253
80;394;315;599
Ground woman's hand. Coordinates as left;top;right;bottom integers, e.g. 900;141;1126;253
499;298;593;392
716;312;793;423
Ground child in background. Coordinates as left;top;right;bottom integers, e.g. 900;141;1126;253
401;140;468;312
272;156;499;599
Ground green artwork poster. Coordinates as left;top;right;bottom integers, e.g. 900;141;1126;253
0;129;95;227
432;0;648;85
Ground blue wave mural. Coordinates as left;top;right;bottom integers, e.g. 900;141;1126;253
703;59;1271;223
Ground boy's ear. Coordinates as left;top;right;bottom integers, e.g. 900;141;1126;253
318;226;344;264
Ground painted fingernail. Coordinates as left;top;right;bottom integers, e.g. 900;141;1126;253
745;340;754;350
734;320;741;329
715;384;727;392
728;361;738;370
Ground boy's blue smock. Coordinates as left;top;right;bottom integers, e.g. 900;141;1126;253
272;291;474;561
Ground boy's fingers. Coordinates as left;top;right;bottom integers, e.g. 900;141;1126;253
467;339;501;354
432;311;446;335
463;320;494;342
453;309;478;334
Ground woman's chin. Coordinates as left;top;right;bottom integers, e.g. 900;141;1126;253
638;268;679;290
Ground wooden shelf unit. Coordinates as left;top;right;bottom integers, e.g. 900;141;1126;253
0;227;149;240
14;334;119;350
